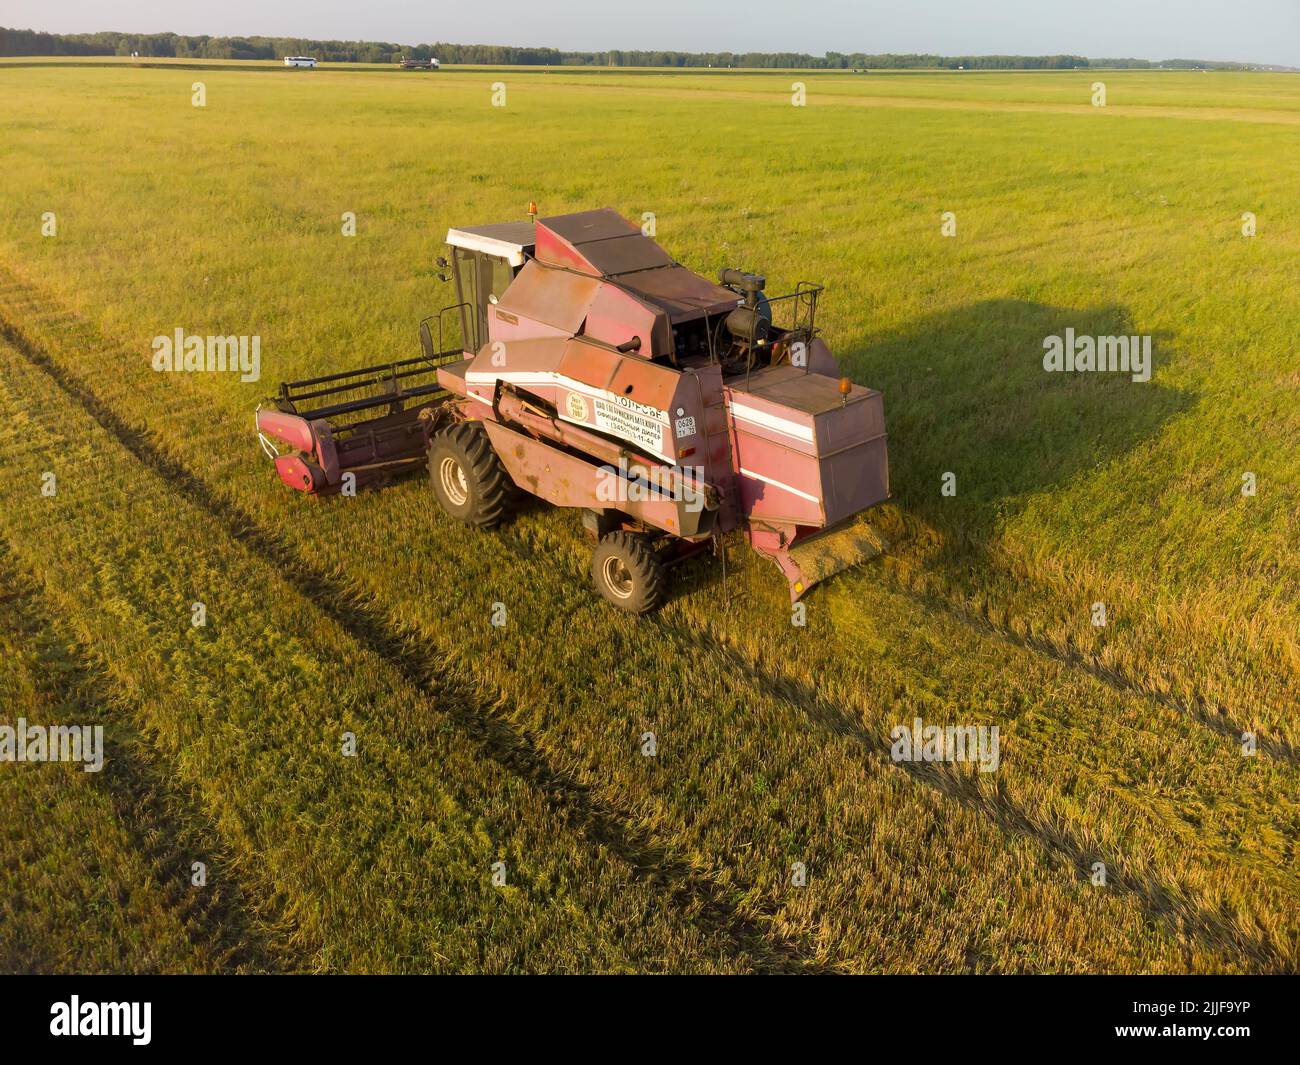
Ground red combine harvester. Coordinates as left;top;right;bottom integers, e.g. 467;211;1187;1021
256;208;889;612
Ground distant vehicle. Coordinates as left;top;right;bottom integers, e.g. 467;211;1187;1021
283;57;318;68
398;57;440;70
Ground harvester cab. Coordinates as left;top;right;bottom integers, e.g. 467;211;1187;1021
256;207;889;612
430;219;536;358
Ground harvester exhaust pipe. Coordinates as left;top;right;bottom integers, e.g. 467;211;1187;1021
719;268;766;305
719;269;771;346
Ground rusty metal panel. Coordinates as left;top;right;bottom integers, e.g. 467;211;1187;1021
617;265;739;322
583;284;668;357
555;338;623;392
731;364;875;416
821;432;889;525
482;419;699;536
725;372;889;530
606;356;680;418
577;233;674;275
540;209;640;246
817;391;886;455
535;210;639;271
435;357;471;396
496;261;600;333
729;428;826;527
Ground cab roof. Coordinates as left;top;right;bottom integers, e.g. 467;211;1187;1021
444;220;536;267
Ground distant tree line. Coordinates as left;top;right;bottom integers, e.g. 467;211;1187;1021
0;27;1261;70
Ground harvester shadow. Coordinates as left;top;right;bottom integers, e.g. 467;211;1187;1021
678;300;1194;608
830;301;1297;760
838;298;1192;544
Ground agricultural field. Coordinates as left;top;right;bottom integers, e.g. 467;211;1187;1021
0;58;1297;973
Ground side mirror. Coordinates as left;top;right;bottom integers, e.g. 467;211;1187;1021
419;320;435;360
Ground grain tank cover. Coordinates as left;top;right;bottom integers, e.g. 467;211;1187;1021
535;209;738;325
535;210;663;273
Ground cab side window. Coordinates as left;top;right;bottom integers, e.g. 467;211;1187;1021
486;256;514;304
453;248;480;352
453;249;517;354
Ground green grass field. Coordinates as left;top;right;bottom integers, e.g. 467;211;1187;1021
0;58;1297;973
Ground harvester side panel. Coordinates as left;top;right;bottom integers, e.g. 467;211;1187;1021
467;337;715;468
481;420;709;538
487;305;571;348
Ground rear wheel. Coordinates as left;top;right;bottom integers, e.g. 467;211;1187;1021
428;422;511;527
590;531;665;614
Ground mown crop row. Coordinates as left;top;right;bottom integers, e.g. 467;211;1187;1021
4;284;1293;970
0;333;769;972
1;65;1295;971
0;560;223;973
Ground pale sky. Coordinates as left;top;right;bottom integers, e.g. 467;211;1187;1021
8;0;1299;67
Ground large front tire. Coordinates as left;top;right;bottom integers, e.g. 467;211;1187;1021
590;532;666;614
428;422;511;527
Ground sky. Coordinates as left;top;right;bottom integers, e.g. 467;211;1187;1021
7;0;1300;67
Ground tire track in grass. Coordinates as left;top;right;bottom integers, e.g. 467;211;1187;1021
695;505;1293;770
0;555;297;972
874;558;1300;769
0;336;775;974
651;535;1300;967
495;513;1294;971
0;290;1141;972
0;274;1264;972
652;608;1291;971
480;516;1236;971
832;535;1296;768
0;312;820;974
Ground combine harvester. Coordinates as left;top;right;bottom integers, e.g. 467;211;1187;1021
256;208;889;612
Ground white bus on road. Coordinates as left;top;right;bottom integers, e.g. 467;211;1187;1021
283;57;318;68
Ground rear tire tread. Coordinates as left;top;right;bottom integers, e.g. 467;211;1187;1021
590;531;666;615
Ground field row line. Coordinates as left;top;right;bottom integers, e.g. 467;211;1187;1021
0;548;300;972
2;264;1289;970
0;307;821;974
871;560;1300;770
653;607;1291;968
484;503;1297;969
